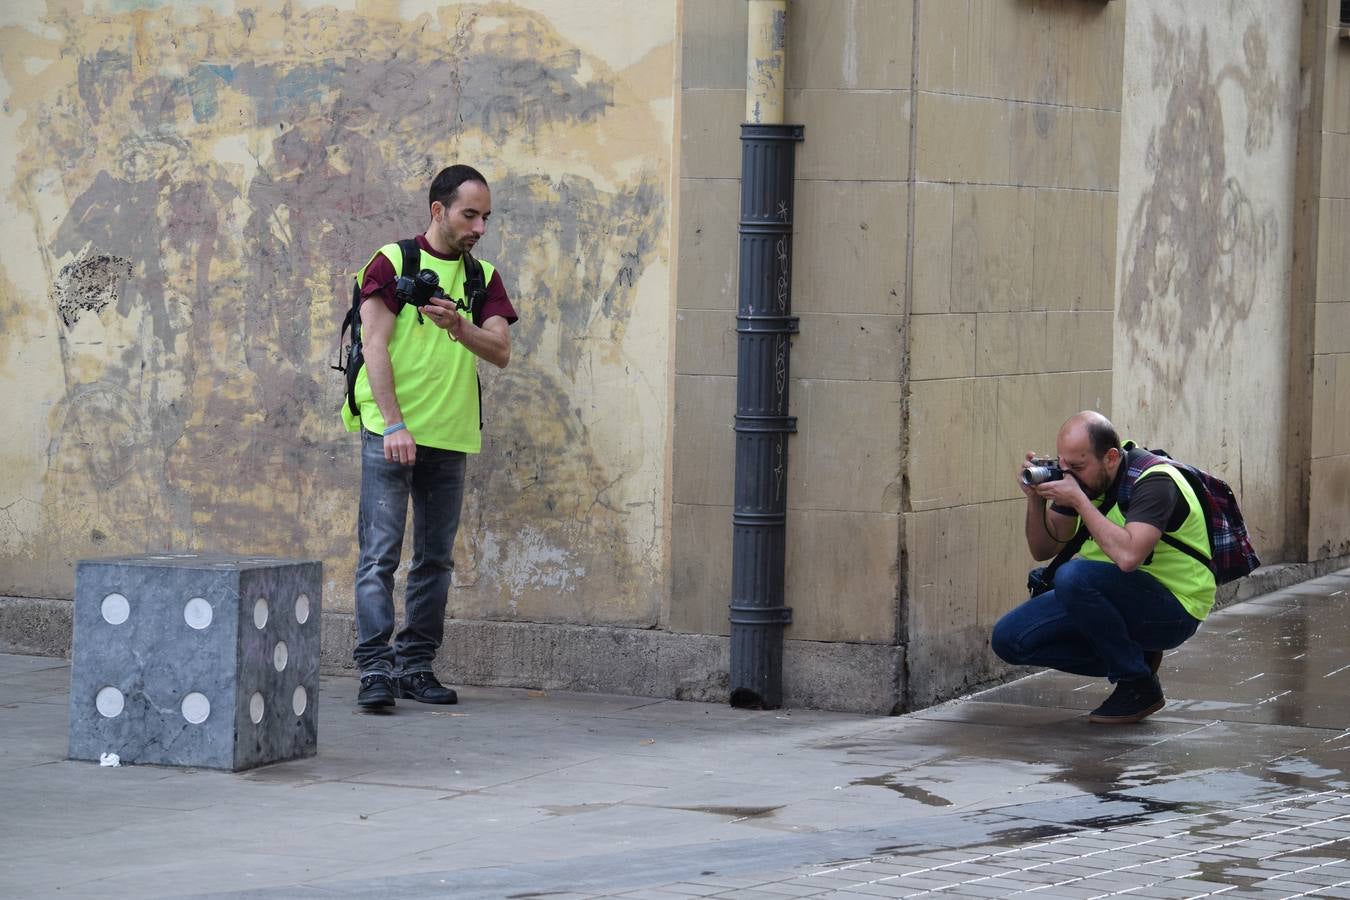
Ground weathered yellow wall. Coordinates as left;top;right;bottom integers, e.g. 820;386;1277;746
3;0;1342;711
1113;2;1301;562
905;0;1124;707
0;0;674;626
671;0;909;647
1311;0;1350;558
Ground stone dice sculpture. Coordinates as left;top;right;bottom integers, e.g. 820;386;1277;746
68;553;321;771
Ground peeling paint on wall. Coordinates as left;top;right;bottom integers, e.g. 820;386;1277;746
0;1;672;624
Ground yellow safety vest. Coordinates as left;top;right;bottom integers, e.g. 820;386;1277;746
1078;462;1216;620
340;243;495;453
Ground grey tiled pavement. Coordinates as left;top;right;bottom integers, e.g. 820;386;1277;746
1;567;1347;898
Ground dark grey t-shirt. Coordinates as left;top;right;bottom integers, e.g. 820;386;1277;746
1125;473;1186;532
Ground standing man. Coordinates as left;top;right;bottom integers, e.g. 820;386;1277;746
990;411;1215;724
343;165;517;711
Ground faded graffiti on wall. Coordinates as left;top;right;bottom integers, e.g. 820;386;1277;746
1119;19;1282;379
0;1;671;624
1115;7;1298;554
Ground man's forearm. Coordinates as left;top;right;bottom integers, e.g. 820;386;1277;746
453;319;510;368
1073;500;1139;569
362;344;403;426
1025;497;1058;561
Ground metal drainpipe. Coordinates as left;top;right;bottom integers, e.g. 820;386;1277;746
729;0;803;710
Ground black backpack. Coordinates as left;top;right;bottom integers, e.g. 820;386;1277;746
333;239;489;423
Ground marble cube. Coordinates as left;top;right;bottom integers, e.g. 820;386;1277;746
68;553;321;771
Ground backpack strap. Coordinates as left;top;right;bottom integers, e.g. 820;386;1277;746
462;252;488;429
1040;484;1120;586
1159;530;1216;576
396;238;420;288
462;251;488;326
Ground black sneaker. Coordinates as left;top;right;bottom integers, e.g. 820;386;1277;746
357;673;396;711
398;671;458;705
1089;675;1164;724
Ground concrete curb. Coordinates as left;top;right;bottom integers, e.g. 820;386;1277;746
2;554;1342;716
0;595;904;714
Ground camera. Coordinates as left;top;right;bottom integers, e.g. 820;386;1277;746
1021;457;1063;486
394;269;447;308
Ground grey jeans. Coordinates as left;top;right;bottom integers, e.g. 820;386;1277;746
353;429;466;677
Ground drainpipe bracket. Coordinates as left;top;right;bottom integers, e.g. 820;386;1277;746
733;415;797;434
736;314;799;334
740;123;805;142
729;605;794;625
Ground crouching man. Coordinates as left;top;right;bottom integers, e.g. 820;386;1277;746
990;411;1215;724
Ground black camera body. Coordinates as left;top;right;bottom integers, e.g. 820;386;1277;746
395;268;448;308
1027;565;1054;597
1021;457;1064;486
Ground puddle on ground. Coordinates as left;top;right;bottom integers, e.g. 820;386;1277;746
850;772;953;807
541;802;614;816
984;822;1080;846
676;804;782;820
1063;792;1194;830
1195;859;1261;888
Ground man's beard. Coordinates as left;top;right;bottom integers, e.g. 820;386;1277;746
1073;472;1106;500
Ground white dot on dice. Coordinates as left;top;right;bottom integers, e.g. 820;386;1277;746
181;692;211;724
101;593;130;625
183;597;212;630
95;686;124;718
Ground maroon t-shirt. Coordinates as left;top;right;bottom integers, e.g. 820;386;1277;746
360;233;518;324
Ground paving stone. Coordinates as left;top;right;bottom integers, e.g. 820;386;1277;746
744;882;828;897
642;884;726;897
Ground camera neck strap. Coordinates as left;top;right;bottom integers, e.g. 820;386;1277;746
1041;481;1120;585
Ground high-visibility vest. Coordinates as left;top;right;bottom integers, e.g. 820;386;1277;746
341;243;495;453
1078;462;1216;620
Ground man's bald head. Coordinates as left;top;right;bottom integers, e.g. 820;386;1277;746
1059;411;1121;461
1053;411;1123;498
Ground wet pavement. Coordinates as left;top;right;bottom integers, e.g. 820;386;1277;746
0;567;1347;899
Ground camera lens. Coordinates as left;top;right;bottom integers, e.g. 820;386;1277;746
1022;466;1057;486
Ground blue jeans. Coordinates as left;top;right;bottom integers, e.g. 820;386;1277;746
991;559;1200;683
353;430;466;677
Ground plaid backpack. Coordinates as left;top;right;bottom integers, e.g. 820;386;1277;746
1119;442;1261;585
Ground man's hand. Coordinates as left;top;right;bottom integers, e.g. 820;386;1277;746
422;295;511;368
384;428;416;466
1017;451;1040;498
1022;451;1077;560
1035;474;1087;513
423;296;463;336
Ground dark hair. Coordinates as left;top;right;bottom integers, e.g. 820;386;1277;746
429;165;488;212
1086;419;1122;459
